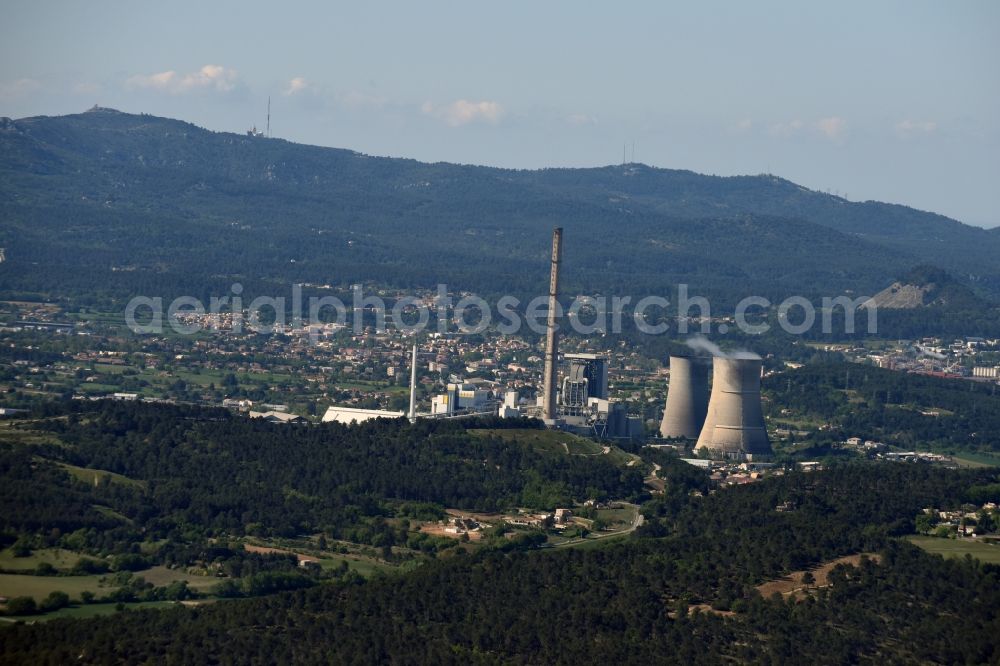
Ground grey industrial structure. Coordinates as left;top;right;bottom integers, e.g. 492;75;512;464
659;355;709;440
525;227;641;440
553;352;639;439
542;227;563;424
694;356;771;459
560;353;609;415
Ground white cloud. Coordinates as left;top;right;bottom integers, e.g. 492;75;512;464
768;117;846;141
0;78;41;99
895;119;937;136
283;77;308;96
126;65;238;94
422;99;504;126
566;113;598;127
768;118;805;137
734;118;753;132
816;116;846;140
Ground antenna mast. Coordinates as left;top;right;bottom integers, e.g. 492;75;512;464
266;97;271;138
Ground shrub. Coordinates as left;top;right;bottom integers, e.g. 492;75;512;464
71;558;110;575
34;562;57;576
111;553;150;572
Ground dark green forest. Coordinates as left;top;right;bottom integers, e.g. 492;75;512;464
0;402;643;557
765;361;1000;453
2;463;998;664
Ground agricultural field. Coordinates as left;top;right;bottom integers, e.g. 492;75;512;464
0;601;178;625
0;420;63;448
56;461;145;489
0;573;109;602
242;539;402;578
908;536;1000;564
0;564;220;602
135;566;220;592
951;452;1000;468
0;549;82;572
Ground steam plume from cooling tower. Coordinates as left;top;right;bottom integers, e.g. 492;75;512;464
685;335;760;360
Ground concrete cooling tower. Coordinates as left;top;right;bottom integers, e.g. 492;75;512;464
695;356;771;458
659;356;709;439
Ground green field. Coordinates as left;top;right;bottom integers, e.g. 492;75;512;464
137;566;221;591
472;428;644;469
557;531;633;549
951;452;1000;468
908;535;1000;564
74;383;122;394
0;600;178;624
92;363;130;375
315;553;394;577
0;565;219;602
595;505;637;526
0;573;109;601
0;421;64;448
0;548;82;572
470;428;603;455
244;538;402;578
57;461;145;489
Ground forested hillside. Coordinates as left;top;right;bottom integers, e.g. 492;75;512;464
0;402;643;551
2;463;997;664
765;361;1000;453
2;108;999;308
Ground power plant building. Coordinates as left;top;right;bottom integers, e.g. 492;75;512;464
531;227;639;440
695;356;771;459
560;353;609;416
431;382;491;416
322;406;405;424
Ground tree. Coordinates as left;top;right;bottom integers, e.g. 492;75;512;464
34;562;56;576
11;538;31;557
5;596;37;615
915;512;937;534
39;591;69;613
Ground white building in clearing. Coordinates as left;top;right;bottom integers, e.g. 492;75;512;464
431;382;491;416
249;410;307;424
322;406;405;425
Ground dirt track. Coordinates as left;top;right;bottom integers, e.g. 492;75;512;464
756;552;881;601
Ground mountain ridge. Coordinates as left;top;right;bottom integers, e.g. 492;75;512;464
1;108;998;305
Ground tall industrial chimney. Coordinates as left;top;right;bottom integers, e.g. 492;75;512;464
542;227;563;423
695;356;771;458
659;355;709;439
408;343;418;423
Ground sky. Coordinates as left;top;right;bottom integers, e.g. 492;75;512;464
2;1;998;228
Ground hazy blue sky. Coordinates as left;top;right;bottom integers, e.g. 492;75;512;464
2;1;998;227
